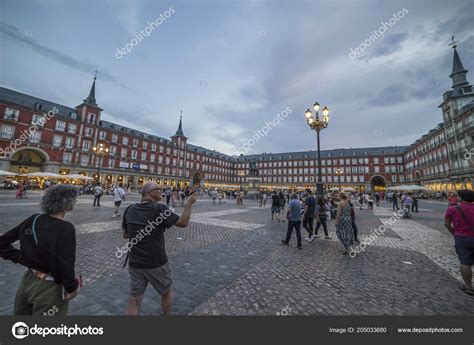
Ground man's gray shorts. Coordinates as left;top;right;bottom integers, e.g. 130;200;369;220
129;262;172;297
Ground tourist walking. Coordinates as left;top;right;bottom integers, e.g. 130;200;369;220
367;194;374;210
314;196;330;239
358;194;364;210
279;191;286;222
335;192;354;255
263;192;267;207
411;195;419;213
303;190;316;241
375;192;380;207
165;189;171;206
349;200;360;243
281;193;303;250
93;183;103;207
444;189;474;296
392;192;399;210
271;190;280;221
401;193;412;218
112;183;126;218
0;185;80;315
123;182;197;315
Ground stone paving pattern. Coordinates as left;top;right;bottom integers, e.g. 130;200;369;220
1;191;473;315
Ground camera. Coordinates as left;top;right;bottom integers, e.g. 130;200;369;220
14;324;29;338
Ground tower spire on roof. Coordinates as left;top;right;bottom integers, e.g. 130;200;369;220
449;36;469;89
175;110;184;136
84;70;98;106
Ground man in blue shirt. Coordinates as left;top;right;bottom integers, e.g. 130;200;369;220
281;193;302;249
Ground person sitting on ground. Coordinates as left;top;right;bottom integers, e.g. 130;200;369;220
444;189;474;296
0;185;80;315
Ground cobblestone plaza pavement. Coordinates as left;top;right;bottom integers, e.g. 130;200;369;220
1;191;473;316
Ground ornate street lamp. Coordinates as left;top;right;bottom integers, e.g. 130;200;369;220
305;102;330;196
92;143;109;183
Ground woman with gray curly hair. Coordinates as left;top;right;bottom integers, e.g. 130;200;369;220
0;184;80;315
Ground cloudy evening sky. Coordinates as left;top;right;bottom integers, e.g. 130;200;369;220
1;0;473;156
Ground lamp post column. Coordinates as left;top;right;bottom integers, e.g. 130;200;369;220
316;129;323;196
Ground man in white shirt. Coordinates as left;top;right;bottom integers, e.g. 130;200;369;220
93;183;103;207
113;183;126;218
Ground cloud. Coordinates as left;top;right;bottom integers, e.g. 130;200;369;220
372;32;409;58
0;22;134;92
117;0;141;36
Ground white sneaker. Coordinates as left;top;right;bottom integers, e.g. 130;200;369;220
305;236;310;241
310;234;317;242
112;214;116;218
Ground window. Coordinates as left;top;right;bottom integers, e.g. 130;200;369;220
55;120;66;131
1;125;15;139
133;139;139;147
108;158;115;168
29;131;41;143
150;153;155;162
141;151;147;160
99;131;107;140
85;127;93;136
80;154;89;166
374;166;380;173
63;152;72;164
374;157;379;164
65;137;74;149
131;150;137;159
68;123;77;134
384;157;389;164
87;113;95;124
109;146;116;156
53;135;63;147
142;142;148;150
31;114;45;127
4;107;19;121
82;140;91;151
111;134;118;143
121;148;127;158
122;137;129;145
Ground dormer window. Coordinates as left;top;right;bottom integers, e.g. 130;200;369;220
87;113;95;124
70;112;77;120
34;102;43;110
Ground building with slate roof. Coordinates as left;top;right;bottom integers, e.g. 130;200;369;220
0;43;471;192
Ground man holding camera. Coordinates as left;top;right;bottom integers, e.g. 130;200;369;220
122;181;197;315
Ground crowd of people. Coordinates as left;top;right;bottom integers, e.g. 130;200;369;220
0;184;472;318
